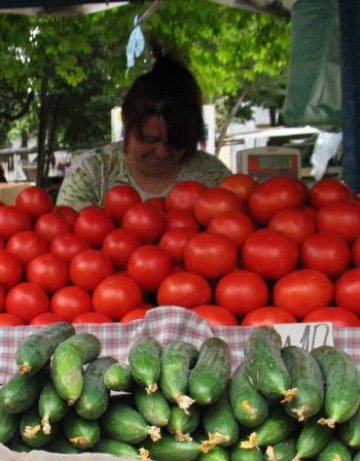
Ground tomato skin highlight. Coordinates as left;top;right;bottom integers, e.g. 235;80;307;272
69;249;114;291
15;186;54;218
51;285;93;322
334;268;360;314
104;184;142;221
309;178;353;209
5;282;50;324
74;205;115;247
219;173;258;205
166;180;207;212
191;305;238;326
268;208;316;244
122;202;166;243
26;253;70;293
241;306;297;326
316;200;360;242
302;306;360;327
7;230;49;266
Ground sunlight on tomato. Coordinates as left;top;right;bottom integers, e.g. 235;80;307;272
219;173;258;205
166;180;207;212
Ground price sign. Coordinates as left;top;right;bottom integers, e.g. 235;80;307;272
274;322;334;351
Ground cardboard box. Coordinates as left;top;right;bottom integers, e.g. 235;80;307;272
0;182;33;205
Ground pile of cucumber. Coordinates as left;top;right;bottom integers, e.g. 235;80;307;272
0;322;359;461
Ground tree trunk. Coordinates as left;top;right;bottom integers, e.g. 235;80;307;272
215;92;245;157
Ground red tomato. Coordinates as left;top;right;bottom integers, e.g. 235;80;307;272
73;205;115;248
51;286;93;321
241;306;297;326
208;211;255;249
157;271;212;308
69;249;114;291
104;185;142;222
102;228;142;269
165;210;200;233
309;178;353;209
121;305;151;323
0;285;5;310
0;250;23;290
6;282;50;324
241;228;299;279
29;312;65;325
34;211;72;242
0;313;24;326
144;197;166;212
219;173;258;205
215;270;269;316
191;305;238;326
193;187;244;227
15;186;53;218
184;231;238;280
302;306;360;327
26;253;69;293
300;231;351;278
6;230;49;266
316;201;360;242
268;208;316;244
122;202;166;243
92;274;143;320
159;228;196;264
0;205;32;240
52;205;79;228
72;312;112;324
352;237;360;267
273;269;334;318
127;245;172;292
335;268;360;314
166;180;207;212
248;177;305;225
50;233;91;263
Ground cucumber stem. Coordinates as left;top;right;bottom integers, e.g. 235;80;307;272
41;415;52;435
317;417;336;428
139;448;150;461
280;387;298;403
147;425;162;441
145;383;158;394
240;432;258;449
176;394;195;414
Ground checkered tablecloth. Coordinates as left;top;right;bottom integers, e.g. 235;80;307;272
0;306;359;384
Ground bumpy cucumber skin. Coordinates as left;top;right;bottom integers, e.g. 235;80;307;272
188;337;231;405
265;438;296;461
0;371;44;414
281;345;324;421
93;437;141;459
63;332;102;363
134;386;171;427
19;406;56;448
311;345;360;425
167;404;201;439
338;404;360;448
15;321;76;375
144;435;202;461
231;445;264;461
128;336;162;393
63;413;101;450
318;438;352;461
104;362;132;391
245;326;291;400
294;414;333;458
229;361;269;428
198;445;230;461
0;405;18;444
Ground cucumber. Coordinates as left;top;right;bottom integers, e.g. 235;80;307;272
128;336;162;394
144;435;205;461
244;326;293;401
231;445;264;461
0;405;18;444
75;355;117;420
281;345;324;421
93;437;142;459
293;414;333;460
0;371;44;414
63;332;102;363
188;337;231;405
318;438;352;461
104;362;132;391
229;361;269;428
264;438;296;461
8;433;34;453
19;406;56;448
45;431;84;454
167;404;201;441
15;321;76;374
134;386;171;427
311;345;360;427
160;341;198;412
354;452;360;461
63;412;101;450
38;379;69;434
338;404;360;449
198;445;230;461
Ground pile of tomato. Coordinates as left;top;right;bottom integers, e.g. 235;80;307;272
0;173;360;327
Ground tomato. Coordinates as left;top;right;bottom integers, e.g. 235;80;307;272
352;237;360;267
69;249;114;291
104;184;142;222
121;305;152;323
0;250;23;290
52;205;79;228
50;233;91;263
193;187;244;227
6;282;50;324
0;205;32;240
241;306;297;326
302;306;360;327
72;311;112;324
0;313;24;326
300;231;351;278
241;228;299;279
73;205;115;248
51;285;93;321
165;210;200;233
127;245;172;292
219;173;258;205
248;177;305;225
183;231;238;280
316;201;360;242
102;228;141;269
26;253;69;293
208;211;255;248
29;312;65;325
144;197;166;212
92;274;143;320
0;285;5;311
309;178;353;209
191;305;238;326
122;202;166;243
215;270;269;316
159;228;196;264
335;268;360;314
273;269;334;318
157;271;212;308
166;180;207;212
15;186;54;218
34;211;72;242
6;230;49;266
268;208;316;244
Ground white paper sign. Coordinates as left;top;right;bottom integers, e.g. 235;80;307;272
274;322;334;351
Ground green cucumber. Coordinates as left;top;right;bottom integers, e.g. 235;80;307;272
338;404;360;449
311;345;360;426
160;341;198;412
318;438;352;461
45;431;84;454
244;326;292;401
281;345;324;421
264;438;296;461
20;406;56;448
15;321;76;374
353;452;360;461
134;386;171;427
188;337;231;405
104;362;132;391
167;404;201;441
75;355;117;420
293;414;333;460
229;361;269;427
38;379;69;434
93;437;142;459
0;371;44;414
128;336;162;394
63;412;101;450
0;405;18;444
231;445;264;461
144;435;205;461
8;434;34;453
198;445;230;461
63;332;102;363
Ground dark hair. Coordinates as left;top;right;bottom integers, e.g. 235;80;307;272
121;52;205;159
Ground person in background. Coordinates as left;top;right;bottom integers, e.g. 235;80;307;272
56;46;231;211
